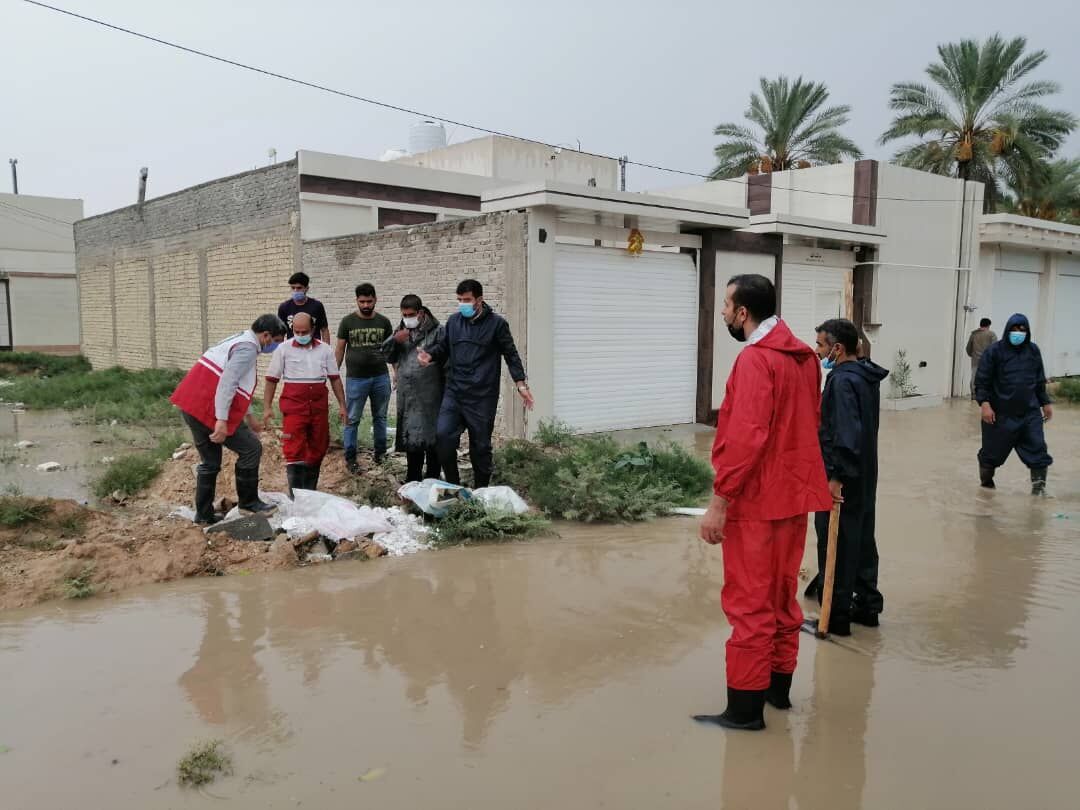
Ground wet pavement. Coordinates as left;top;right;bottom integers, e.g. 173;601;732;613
1;400;1078;808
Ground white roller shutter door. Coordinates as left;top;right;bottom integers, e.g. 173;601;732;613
1052;271;1080;377
780;265;848;347
991;269;1040;338
553;245;697;432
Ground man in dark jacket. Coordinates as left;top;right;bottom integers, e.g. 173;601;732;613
383;295;443;483
974;312;1053;494
810;318;889;635
418;279;534;487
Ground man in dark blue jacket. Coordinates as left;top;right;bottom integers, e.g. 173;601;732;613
808;318;889;636
419;279;533;487
974;312;1053;494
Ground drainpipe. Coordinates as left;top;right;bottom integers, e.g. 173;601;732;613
8;159;17;194
137;167;149;204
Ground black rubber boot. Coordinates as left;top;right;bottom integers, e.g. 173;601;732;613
194;471;223;525
852;609;880;627
979;464;996;489
693;688;766;731
285;464;306;499
1031;467;1047;496
235;466;275;514
306;463;321;492
765;672;793;710
345;450;359;475
803;573;821;600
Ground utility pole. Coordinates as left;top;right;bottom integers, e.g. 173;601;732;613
618;155;628;191
137;167;149;204
9;159;18;194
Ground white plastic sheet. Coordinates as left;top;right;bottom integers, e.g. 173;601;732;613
278;489;393;541
470;486;529;515
397;479;470;517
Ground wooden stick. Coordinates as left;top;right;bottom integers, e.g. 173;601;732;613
817;499;842;638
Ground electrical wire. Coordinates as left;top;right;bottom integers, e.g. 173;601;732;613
0;200;74;227
23;0;979;205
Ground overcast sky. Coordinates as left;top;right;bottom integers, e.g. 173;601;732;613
3;0;1078;217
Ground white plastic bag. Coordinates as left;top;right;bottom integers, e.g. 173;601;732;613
397;478;470;517
286;489;393;540
470;486;529;515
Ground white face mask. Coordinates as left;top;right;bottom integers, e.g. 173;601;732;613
403;316;420;329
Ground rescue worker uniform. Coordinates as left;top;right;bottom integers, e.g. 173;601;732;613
710;317;832;710
974;313;1053;492
812;358;889;634
425;302;526;488
170;330;267;522
265;337;340;495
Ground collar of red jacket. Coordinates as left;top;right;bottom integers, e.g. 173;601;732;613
749;318;818;360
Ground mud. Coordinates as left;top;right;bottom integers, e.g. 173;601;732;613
1;400;1078;808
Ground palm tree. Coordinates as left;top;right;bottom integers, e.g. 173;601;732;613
880;35;1077;210
1003;157;1080;223
710;76;862;179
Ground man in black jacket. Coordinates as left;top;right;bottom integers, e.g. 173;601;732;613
419;279;534;487
810;318;889;635
974;312;1053;494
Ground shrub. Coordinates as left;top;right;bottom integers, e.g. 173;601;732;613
0;352;91;377
0;496;52;527
431;500;552;547
1055;377;1080;403
92;431;184;498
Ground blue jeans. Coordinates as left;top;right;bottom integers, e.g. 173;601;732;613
344;374;391;457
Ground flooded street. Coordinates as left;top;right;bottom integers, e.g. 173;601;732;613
1;400;1078;809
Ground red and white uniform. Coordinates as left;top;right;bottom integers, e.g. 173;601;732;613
170;331;259;435
711;317;832;690
266;338;340;466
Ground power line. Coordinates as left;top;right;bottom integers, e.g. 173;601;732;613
23;0;978;205
0;199;74;227
0;208;73;238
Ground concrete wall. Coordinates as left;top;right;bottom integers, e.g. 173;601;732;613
302;211;529;437
6;275;80;352
769;164;855;223
649;178;748;210
74;161;299;370
394;136;619;189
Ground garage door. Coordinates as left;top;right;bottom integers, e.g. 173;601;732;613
1052;271;1080;377
553;245;697;432
781;265;849;347
0;281;10;348
992;269;1040;339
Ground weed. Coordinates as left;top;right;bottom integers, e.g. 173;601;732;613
177;739;233;787
0;352;91;378
91;430;184;499
0;367;183;424
1054;377;1080;403
62;566;96;599
0;496;52;527
54;511;88;538
431;500;552;547
534;420;576;448
0;446;17;465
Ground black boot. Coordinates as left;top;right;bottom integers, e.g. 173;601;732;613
851;609;880;627
1031;467;1047;496
693;688;766;731
235;466;275;514
345;450;359;475
306;463;321;492
765;672;793;710
424;448;441;481
194;471;223;525
979;464;996;489
286;464;306;499
803;573;822;600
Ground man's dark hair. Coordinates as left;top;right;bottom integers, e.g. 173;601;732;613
400;294;423;311
726;274;776;321
456;279;483;298
816;318;859;355
980;317;992;328
252;314;287;337
355;283;376;298
288;272;310;287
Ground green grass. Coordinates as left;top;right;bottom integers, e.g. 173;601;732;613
430;500;552;547
62;566;96;599
494;425;713;523
0;495;52;527
0;367;183;424
1055;377;1080;403
0;351;91;377
177;740;233;787
92;431;184;499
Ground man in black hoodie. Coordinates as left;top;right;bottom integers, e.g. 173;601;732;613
811;318;889;635
974;312;1053;494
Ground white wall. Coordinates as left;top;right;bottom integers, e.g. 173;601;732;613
8;275;80;349
649;178;748;210
300;196;378;240
769;164;855;223
712;252;775;407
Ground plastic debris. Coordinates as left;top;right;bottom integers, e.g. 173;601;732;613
171;451;187;461
373;508;432;555
169;506;197;522
358;767;387;783
398;478;471;517
36;462;61;473
13;440;34;449
101;456;116;464
470;486;529;515
669;507;708;517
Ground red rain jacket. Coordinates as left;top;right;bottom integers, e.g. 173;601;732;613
711;319;832;521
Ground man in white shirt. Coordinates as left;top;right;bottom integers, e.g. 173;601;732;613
262;313;348;496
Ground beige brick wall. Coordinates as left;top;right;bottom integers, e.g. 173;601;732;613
113;259;153;370
78;264;115;368
153;251;202;370
205;237;295;344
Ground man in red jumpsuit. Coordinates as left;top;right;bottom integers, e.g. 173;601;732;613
695;274;831;731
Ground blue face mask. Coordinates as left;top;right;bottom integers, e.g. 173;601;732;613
294;333;312;346
291;290;307;303
261;341;281;354
822;357;836;370
1008;331;1026;346
458;302;476;319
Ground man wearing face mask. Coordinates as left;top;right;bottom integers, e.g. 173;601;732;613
418;279;533;488
277;272;330;343
170;314;286;523
974;312;1053;494
807;318;889;636
694;274;831;732
261;313;347;497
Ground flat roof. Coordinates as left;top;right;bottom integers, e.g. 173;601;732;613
481;182;749;230
979;213;1080;252
740;213;886;245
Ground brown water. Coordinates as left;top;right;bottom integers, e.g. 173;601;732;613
1;401;1078;809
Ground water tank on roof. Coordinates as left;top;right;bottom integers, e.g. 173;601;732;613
408;120;447;155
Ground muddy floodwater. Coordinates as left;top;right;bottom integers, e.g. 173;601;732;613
2;401;1078;808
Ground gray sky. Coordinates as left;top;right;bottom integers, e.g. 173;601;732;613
3;0;1079;216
